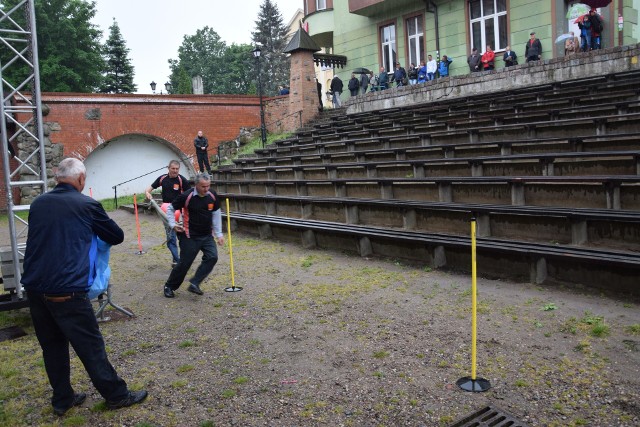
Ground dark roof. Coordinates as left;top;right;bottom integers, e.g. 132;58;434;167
283;28;321;54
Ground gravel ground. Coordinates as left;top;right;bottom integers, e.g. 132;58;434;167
1;209;639;427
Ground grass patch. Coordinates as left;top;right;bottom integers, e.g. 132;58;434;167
221;389;236;398
625;324;640;335
176;364;195;373
373;350;389;359
233;376;249;385
171;379;188;388
179;340;195;348
98;195;135;212
216;132;292;167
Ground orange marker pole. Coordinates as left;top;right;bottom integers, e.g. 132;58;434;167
133;194;144;255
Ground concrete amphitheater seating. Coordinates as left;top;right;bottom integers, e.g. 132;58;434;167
212;70;640;295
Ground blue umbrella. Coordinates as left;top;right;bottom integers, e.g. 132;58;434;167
555;33;576;44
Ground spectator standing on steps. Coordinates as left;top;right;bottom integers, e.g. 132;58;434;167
378;66;389;90
145;160;192;267
194;130;212;174
525;31;542;62
330;75;343;108
481;45;495;71
21;158;148;416
348;73;360;96
359;71;369;95
426;55;437;81
163;173;225;298
316;78;323;111
503;46;518;67
467;48;482;72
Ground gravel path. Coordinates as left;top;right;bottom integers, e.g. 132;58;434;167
1;209;639;426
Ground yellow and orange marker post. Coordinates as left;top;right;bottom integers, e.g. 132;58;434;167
456;215;491;392
224;198;242;292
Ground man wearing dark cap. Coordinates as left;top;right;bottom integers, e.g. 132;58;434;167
525;31;542;62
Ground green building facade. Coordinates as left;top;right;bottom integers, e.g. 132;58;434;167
304;0;638;82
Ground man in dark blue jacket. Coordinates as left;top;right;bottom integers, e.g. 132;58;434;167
22;158;147;416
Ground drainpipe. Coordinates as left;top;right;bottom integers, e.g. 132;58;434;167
425;1;440;58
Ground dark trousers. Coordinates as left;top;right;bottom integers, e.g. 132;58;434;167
27;291;129;409
196;151;211;173
165;234;218;290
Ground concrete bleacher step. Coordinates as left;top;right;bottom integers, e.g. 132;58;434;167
223;212;640;295
216;69;640;296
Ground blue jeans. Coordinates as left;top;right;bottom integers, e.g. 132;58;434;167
427;72;435;81
165;224;179;263
27;291;129;409
165;234;218;290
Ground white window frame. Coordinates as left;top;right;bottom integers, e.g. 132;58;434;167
406;15;424;66
316;0;327;11
469;0;508;52
380;24;396;73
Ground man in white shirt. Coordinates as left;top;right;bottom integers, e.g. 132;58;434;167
426;55;437;81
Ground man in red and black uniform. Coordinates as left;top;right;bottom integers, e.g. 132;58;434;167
146;160;191;267
163;173;224;298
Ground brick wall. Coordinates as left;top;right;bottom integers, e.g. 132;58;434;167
15;93;264;161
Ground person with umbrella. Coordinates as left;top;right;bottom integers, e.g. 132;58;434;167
564;32;580;56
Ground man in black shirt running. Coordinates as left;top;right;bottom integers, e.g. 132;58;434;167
163;173;224;297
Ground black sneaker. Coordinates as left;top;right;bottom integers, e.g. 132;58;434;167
164;286;175;298
187;283;203;295
106;390;148;410
53;392;86;416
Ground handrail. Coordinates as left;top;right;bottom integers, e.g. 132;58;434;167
111;155;194;208
265;109;303;129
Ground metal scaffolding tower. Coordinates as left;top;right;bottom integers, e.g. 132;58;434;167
1;0;46;309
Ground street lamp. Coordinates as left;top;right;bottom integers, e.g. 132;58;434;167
252;46;267;148
164;81;172;94
150;81;157;94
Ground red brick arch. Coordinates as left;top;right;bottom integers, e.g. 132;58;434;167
34;93;265;162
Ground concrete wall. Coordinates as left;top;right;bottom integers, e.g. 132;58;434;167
345;43;640;114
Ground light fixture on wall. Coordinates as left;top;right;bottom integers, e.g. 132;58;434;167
252;46;267;148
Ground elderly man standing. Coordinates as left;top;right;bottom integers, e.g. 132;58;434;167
163;173;225;298
21;158;147;416
525;31;542;62
146;160;191;267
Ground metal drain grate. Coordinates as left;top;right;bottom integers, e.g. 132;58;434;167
448;405;530;427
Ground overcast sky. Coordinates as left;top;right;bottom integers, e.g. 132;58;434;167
91;0;303;94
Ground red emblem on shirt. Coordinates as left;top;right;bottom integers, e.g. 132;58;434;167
208;203;214;210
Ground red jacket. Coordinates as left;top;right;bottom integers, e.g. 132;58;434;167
481;50;495;69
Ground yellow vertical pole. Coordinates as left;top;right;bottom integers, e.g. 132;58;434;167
225;198;236;289
471;218;477;380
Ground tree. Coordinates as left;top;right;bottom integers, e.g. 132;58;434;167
100;19;136;93
168;27;226;95
251;0;289;96
175;66;193;94
0;0;105;92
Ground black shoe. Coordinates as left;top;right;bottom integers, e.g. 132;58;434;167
53;392;86;416
187;283;203;295
171;261;178;268
164;286;175;298
106;390;148;410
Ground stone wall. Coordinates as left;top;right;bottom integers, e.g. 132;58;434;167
345;44;640;114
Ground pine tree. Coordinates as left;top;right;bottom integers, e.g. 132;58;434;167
100;19;136;93
251;0;289;96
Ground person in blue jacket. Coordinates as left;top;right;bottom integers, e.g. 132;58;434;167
22;158;147;415
438;55;453;78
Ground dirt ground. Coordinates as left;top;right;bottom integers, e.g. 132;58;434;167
1;209;639;427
